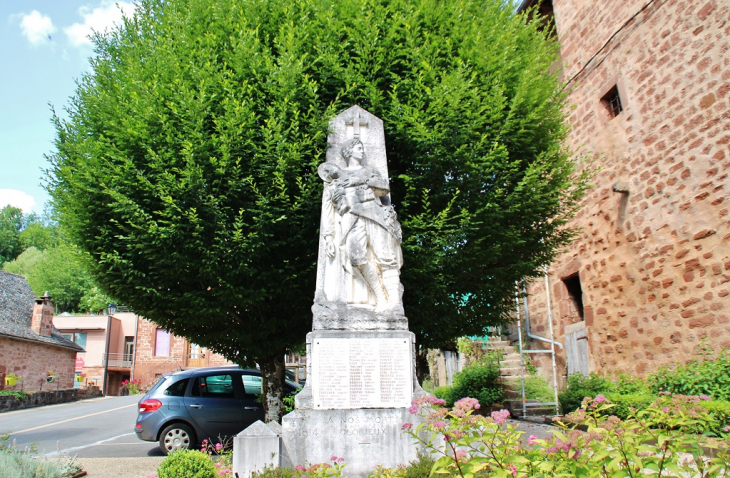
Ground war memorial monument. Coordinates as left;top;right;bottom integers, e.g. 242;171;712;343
234;105;428;477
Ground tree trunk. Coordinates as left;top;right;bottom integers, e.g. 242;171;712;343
260;354;286;423
415;346;430;386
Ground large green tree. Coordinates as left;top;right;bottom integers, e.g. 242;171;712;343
0;205;24;264
48;0;588;421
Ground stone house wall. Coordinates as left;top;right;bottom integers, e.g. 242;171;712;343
133;317;231;389
0;336;76;391
524;0;730;381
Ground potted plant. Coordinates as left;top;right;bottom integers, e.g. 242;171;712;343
5;372;22;386
46;370;57;383
76;372;86;382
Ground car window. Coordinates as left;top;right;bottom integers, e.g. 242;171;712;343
191;374;235;399
242;374;262;398
148;375;168;394
163;378;189;397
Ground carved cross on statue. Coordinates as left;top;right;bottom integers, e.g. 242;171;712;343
345;108;369;140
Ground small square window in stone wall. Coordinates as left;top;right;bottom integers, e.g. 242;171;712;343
601;85;623;119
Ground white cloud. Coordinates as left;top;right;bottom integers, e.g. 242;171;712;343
65;1;137;47
19;10;57;46
0;190;36;214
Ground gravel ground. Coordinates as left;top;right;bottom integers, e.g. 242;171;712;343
77;457;165;478
73;420;560;477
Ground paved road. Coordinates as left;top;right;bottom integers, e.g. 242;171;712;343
0;395;164;458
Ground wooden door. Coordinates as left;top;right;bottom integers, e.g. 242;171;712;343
564;322;590;376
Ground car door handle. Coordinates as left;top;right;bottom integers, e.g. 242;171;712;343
244;407;259;410
189;404;204;409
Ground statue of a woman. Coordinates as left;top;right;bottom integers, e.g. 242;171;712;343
318;138;403;314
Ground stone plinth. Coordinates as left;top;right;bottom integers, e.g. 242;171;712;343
282;408;424;477
283;329;427;476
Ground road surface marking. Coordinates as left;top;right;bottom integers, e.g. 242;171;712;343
45;432;136;457
9;403;137;435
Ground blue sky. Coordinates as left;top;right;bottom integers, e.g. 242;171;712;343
1;0;136;215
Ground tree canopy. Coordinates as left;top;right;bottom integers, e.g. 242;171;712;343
48;0;588;419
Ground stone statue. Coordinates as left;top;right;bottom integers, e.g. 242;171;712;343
313;106;406;328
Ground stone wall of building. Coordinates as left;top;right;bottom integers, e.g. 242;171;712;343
525;0;730;380
0;336;76;391
132;317;232;389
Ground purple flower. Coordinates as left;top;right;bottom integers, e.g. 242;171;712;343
401;422;412;430
594;394;607;403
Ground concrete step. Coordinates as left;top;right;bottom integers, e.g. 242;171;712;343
484;340;511;348
504;399;558;418
499;367;522;376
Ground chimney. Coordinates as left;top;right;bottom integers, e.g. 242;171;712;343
31;292;54;337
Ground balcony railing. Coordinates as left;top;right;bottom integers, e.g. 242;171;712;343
103;353;133;369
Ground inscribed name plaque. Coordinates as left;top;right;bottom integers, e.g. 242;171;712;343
311;337;412;409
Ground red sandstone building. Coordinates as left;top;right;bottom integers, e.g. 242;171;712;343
518;0;729;382
54;310;231;394
0;271;83;391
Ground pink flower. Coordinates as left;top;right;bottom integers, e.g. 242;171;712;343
699;395;711;401
337;457;344;463
408;404;419;414
295;465;306;471
491;409;510;425
511;464;518;476
215;443;222;451
454;449;467;460
722;426;730;433
594;394;607;403
331;456;338;462
433;421;446;430
663;407;670;413
401;423;412;430
528;434;538;446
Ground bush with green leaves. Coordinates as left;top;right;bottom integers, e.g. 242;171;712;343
403;394;730;478
370;454;435;478
252;466;296;478
0;433;82;478
558;372;614;414
524;375;554;402
157;449;216;478
443;353;503;407
649;348;730;400
0;390;30;400
603;392;655;420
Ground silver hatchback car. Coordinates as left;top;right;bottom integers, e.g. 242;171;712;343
134;366;299;455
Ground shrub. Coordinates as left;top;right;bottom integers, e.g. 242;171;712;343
558;372;614;414
433;386;451;402
649;349;730;400
524;375;554;402
404;394;730;478
446;360;503;407
157;449;216;478
251;465;296;478
369;453;435;478
0;390;30;400
604;392;655;420
699;400;730;436
0;433;81;478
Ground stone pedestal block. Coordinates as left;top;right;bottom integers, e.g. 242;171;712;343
281;408;425;477
232;421;282;478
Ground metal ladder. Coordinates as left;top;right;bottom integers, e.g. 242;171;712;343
514;274;562;418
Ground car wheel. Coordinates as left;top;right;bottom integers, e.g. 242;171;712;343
159;423;195;455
